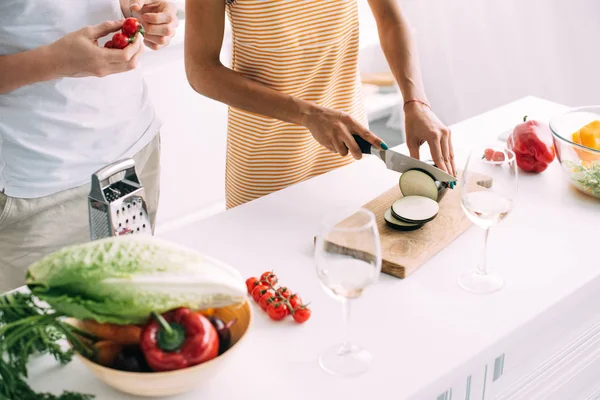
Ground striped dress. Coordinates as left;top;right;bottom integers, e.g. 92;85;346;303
225;0;367;208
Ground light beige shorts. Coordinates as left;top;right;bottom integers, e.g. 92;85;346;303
0;133;161;292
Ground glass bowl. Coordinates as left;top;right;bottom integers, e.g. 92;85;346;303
549;106;600;199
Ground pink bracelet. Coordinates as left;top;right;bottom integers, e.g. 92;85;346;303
403;99;431;110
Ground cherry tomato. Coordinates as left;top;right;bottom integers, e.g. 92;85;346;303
292;307;311;324
245;277;258;294
267;301;288;321
259;292;275;311
277;287;290;299
251;284;270;302
104;40;114;48
122;17;144;37
483;148;495;161
260;271;277;286
111;32;131;49
492;151;506;162
288;294;302;309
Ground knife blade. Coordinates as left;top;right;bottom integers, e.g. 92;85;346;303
352;134;457;184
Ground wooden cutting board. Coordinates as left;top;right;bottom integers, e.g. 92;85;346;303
320;176;485;279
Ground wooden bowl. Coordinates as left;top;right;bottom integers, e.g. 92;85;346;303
71;301;252;397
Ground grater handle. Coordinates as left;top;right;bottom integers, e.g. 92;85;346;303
94;158;136;182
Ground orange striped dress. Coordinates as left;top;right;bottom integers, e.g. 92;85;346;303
225;0;367;209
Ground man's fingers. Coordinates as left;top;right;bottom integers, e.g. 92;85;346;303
427;136;450;174
144;22;175;37
129;0;148;13
142;33;171;47
142;12;174;25
88;20;124;38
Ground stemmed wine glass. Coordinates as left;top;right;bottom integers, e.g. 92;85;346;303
458;146;518;294
314;207;382;377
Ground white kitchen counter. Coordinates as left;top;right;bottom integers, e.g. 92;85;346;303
26;97;600;399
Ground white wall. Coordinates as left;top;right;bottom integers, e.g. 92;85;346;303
356;0;600;125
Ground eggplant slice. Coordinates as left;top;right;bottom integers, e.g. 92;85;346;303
399;169;439;201
391;196;439;224
384;208;423;231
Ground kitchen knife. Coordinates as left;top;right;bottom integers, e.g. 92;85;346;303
352;134;457;185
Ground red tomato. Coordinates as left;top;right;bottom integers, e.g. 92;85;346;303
122;17;144;37
260;271;277;286
292;307;311;324
267;301;288;321
259;292;275;311
245;277;258;294
111;32;131;49
104;40;114;48
251;284;269;302
492;151;506;162
483;148;494;161
276;287;290;299
288;294;302;309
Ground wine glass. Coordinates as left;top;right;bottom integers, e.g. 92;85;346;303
458;145;518;294
314;207;382;377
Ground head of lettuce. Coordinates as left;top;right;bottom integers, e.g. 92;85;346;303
26;236;247;325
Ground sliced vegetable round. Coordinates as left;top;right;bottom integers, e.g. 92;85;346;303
391;196;439;224
383;209;422;231
399;169;439;201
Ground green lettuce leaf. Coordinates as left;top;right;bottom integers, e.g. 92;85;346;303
25;236;246;325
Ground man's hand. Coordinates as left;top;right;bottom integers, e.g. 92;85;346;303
129;1;178;50
404;102;456;176
50;20;144;78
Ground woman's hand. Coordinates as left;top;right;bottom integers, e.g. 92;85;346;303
50;20;144;78
404;102;456;176
129;1;179;50
301;106;388;160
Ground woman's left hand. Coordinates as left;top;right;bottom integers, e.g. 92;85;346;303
129;1;178;50
404;102;456;177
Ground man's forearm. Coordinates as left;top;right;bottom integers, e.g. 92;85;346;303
372;4;428;103
0;46;62;95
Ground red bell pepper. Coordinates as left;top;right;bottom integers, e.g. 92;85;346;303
507;116;556;173
140;308;219;372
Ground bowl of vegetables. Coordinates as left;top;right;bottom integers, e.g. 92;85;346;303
13;235;252;398
69;301;252;397
549;106;600;199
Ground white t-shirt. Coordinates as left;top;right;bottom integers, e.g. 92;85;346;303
0;0;160;198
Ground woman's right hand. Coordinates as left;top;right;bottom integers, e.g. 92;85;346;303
49;20;144;78
301;106;387;160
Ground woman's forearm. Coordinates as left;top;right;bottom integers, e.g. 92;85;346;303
0;45;62;95
185;62;316;127
370;1;428;103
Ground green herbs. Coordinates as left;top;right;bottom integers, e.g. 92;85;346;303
0;292;95;400
564;160;600;197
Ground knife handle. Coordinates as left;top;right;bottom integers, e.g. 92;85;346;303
352;134;373;154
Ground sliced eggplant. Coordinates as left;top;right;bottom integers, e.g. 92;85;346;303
399;169;439;201
383;209;423;231
391;195;439;224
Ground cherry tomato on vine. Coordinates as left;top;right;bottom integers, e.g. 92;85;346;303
288;294;302;309
111;32;131;49
245;277;258;294
122;17;144;37
251;284;270;302
292;307;311;324
267;301;288;321
260;271;277;286
259;292;275;311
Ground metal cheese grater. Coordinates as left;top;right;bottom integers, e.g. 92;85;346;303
88;158;152;240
